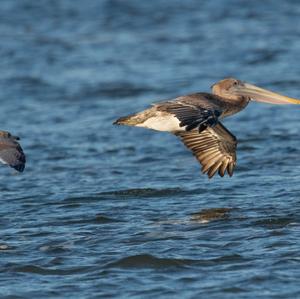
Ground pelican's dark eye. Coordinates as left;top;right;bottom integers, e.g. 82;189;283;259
233;81;238;86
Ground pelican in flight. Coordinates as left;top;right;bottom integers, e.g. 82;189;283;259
0;131;25;172
114;78;300;178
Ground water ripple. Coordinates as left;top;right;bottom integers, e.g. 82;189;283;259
99;188;188;198
105;254;197;269
12;265;91;276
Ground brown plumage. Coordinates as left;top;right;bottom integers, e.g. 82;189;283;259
0;131;25;172
114;78;300;178
175;123;236;178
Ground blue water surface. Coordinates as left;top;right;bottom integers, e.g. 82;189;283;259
0;0;300;298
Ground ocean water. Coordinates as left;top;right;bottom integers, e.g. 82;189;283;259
1;0;300;298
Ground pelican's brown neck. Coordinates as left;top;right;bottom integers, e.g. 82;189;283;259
220;96;250;117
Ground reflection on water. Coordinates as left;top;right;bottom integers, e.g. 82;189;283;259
0;0;300;298
191;208;232;223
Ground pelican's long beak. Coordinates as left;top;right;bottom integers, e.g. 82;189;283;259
234;83;300;105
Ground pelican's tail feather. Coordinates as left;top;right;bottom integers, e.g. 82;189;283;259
113;113;141;126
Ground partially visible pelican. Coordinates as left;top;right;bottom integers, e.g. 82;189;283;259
0;131;25;172
114;78;300;178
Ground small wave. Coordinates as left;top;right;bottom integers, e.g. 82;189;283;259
63;196;101;203
253;217;294;228
105;254;196;269
39;244;70;254
66;214;119;225
222;287;246;293
104;145;135;154
44;214;119;227
210;254;246;264
105;253;247;269
5;76;51;88
13;265;91;276
99;188;186;199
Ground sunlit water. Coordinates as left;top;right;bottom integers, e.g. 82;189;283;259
1;0;300;298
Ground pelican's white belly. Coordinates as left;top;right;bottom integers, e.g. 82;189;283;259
137;114;184;132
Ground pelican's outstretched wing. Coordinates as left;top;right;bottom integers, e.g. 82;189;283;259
0;131;26;172
155;93;223;132
175;123;236;178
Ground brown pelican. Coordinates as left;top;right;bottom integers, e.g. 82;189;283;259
0;131;25;172
114;78;300;178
